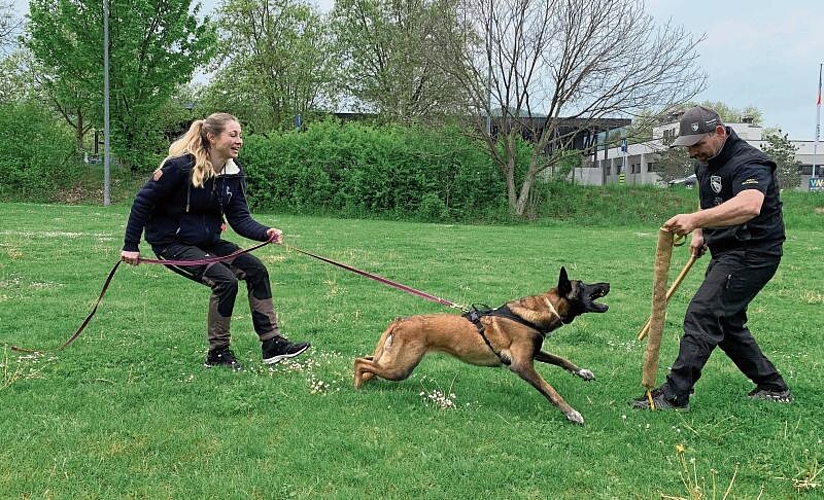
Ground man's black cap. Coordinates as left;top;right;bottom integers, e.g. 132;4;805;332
671;105;722;147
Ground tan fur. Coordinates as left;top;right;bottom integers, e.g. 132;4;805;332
354;288;597;425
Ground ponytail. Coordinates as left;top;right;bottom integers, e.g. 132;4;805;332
156;113;238;188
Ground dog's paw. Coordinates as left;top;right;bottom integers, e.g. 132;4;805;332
576;368;595;381
566;410;584;425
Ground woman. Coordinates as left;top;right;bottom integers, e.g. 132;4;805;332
121;113;309;370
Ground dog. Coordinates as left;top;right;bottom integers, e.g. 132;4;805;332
353;267;610;424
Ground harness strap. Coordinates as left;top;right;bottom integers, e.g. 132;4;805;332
484;305;548;335
462;306;510;366
462;302;562;364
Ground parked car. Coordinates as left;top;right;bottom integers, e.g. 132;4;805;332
668;173;697;188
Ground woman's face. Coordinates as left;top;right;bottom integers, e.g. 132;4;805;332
209;120;243;164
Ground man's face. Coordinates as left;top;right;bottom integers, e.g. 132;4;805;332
686;127;725;163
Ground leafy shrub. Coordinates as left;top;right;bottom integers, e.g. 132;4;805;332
416;192;451;222
0;102;78;199
240;119;512;222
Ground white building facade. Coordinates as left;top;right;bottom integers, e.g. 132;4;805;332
580;120;821;191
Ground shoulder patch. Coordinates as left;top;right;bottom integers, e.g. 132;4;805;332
741;178;760;186
152;169;163;181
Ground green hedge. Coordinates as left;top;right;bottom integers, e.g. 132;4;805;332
0;102;78;199
239;119;516;222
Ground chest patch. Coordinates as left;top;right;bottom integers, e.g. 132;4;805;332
710;175;722;194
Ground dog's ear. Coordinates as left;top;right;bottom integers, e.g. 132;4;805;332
557;267;572;296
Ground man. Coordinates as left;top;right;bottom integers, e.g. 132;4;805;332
632;105;792;411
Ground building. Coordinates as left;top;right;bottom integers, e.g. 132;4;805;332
580;118;821;191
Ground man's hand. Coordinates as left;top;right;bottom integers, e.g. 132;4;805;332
689;230;707;258
663;213;699;236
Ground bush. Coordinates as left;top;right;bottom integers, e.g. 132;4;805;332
416;192;451;222
0;102;78;199
240;119;512;222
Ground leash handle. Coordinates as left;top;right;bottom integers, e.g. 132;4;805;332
12;260;123;353
11;236;277;354
278;243;465;310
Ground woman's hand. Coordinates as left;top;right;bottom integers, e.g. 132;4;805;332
266;228;283;244
121;250;141;266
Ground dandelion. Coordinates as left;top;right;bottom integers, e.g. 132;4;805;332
309;376;331;394
420;389;457;410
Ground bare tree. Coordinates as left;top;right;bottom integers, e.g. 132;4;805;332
210;0;336;131
434;0;706;216
1;0;23;53
330;0;469;124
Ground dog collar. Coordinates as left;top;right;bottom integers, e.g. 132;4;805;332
544;297;560;321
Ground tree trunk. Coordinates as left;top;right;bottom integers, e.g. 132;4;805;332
515;168;537;217
75;111;85;153
503;134;518;213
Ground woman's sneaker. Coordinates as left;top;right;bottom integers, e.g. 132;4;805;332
747;387;793;403
262;336;310;365
204;347;243;371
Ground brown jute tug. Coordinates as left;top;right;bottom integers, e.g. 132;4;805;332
637;253;697;341
640;228;677;408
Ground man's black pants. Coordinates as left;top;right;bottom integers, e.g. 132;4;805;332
662;248;788;404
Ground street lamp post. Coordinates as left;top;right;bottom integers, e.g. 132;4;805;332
102;0;111;206
485;0;492;137
813;63;822;184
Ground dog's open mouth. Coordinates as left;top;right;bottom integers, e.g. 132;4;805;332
588;283;610;313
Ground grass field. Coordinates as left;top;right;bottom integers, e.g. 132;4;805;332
1;200;822;499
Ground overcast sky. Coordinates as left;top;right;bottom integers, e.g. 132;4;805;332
646;0;823;141
10;0;824;140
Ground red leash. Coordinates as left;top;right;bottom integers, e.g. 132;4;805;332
10;237;463;353
10;237;277;353
278;243;465;310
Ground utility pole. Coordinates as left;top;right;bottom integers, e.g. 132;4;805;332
813;63;822;184
485;0;492;136
102;0;111;206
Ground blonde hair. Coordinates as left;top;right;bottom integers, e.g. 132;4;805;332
158;112;239;188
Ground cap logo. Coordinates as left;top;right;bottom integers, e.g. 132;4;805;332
690;122;699;132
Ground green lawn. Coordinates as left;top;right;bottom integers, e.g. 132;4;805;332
1;202;822;499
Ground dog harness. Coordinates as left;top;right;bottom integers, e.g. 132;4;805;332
462;305;551;365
